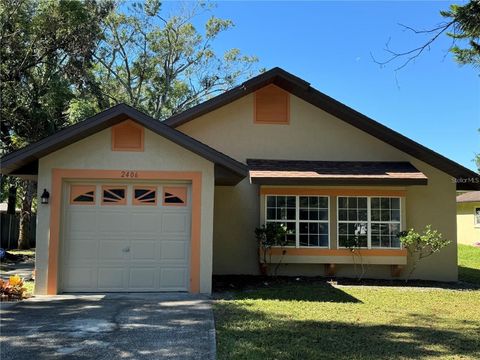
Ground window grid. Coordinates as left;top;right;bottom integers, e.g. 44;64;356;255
475;207;480;227
337;196;402;249
265;195;330;248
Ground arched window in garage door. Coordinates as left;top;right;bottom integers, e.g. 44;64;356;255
101;186;127;205
133;186;157;206
163;186;187;206
70;185;96;205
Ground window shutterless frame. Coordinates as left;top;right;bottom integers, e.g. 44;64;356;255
474;207;480;227
264;195;330;248
336;196;403;249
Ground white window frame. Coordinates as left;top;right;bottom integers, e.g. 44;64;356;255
265;195;330;249
337;196;403;249
475;207;480;228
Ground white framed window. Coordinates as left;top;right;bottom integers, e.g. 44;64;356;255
265;195;329;248
337;196;402;249
475;207;480;227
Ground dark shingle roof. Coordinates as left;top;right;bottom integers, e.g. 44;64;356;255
247;159;427;186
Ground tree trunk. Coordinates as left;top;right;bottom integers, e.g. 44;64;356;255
7;183;17;214
18;180;36;250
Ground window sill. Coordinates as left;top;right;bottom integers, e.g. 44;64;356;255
260;247;407;265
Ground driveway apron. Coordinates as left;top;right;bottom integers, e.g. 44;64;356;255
0;293;216;360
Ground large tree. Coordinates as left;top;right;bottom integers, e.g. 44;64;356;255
373;0;480;70
0;0;112;248
68;0;258;122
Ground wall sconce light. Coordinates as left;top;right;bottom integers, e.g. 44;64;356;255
41;189;50;204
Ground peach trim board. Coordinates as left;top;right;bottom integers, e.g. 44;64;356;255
111;119;144;152
48;169;202;295
260;188;407;197
264;248;407;257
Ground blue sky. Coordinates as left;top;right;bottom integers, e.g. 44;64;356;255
166;1;479;170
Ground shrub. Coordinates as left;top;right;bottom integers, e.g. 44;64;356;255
399;225;451;281
0;275;31;301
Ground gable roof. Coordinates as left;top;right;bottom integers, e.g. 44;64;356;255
164;67;479;190
0;104;247;185
457;191;480;203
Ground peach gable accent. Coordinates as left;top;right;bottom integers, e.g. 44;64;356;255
254;84;290;124
260;188;407;197
112;119;144;151
47;169;202;295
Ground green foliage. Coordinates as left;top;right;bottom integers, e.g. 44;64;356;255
0;0;112;153
88;0;258;120
442;1;480;68
255;223;289;264
399;225;451;280
399;225;451;257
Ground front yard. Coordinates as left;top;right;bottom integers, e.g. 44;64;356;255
214;281;479;359
214;245;480;360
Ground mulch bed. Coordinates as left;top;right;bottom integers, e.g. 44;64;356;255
212;274;479;294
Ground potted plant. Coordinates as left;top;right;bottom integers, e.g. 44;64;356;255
255;223;289;276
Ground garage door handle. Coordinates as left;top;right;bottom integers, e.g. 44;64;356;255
122;246;130;253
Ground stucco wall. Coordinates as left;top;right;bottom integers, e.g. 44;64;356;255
457;202;480;245
178;93;459;281
35;126;215;294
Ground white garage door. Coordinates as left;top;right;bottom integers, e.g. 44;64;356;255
61;182;191;292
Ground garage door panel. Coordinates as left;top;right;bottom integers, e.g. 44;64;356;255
162;213;189;234
130;240;156;260
63;267;95;290
62;182;192;292
97;211;131;232
131;212;160;233
129;268;157;290
68;210;97;232
65;239;98;262
98;240;129;260
97;267;126;290
160;241;188;262
159;268;188;290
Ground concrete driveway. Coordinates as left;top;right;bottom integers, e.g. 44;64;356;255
0;293;216;360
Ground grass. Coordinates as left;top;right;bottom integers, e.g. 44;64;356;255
23;280;34;294
6;249;35;257
458;244;480;285
214;282;480;359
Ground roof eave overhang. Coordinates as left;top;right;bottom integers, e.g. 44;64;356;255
250;177;428;186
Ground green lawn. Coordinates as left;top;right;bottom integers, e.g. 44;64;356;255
6;249;35;257
458;244;480;285
214;283;480;359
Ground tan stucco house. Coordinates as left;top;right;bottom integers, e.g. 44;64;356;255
1;68;479;295
456;191;480;246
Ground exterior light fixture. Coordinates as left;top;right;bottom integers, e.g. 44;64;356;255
41;189;50;204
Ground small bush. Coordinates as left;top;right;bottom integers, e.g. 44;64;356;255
0;275;31;301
